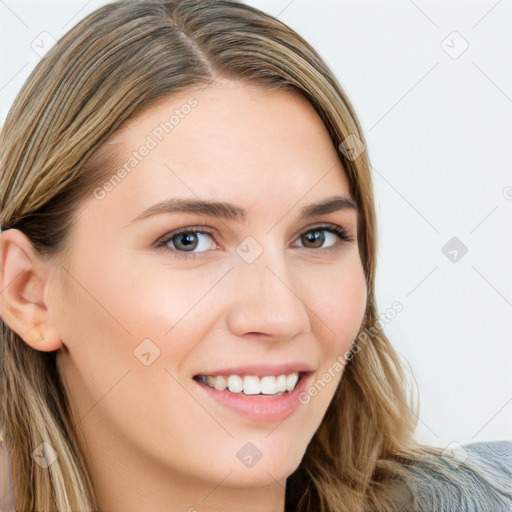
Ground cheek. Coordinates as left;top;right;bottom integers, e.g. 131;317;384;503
108;261;223;349
294;262;366;418
309;259;367;353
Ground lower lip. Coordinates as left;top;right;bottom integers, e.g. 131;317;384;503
194;373;312;423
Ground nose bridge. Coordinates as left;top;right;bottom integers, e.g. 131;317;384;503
225;240;311;338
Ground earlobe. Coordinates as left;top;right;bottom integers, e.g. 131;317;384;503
0;229;63;352
23;322;63;352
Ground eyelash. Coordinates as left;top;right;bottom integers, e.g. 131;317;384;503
154;223;353;260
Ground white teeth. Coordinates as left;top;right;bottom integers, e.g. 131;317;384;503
260;376;278;395
286;372;299;392
276;374;287;393
227;375;243;393
199;371;300;395
213;375;227;391
243;376;261;395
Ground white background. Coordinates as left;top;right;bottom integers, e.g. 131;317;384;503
0;0;511;449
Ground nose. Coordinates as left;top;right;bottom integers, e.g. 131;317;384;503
224;244;311;341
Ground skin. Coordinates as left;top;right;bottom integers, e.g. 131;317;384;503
0;78;367;512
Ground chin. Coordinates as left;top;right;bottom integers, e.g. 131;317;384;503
224;462;296;489
227;445;305;488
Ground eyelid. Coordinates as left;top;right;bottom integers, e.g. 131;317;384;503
292;221;353;243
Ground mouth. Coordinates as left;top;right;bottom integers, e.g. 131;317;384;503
193;371;308;398
192;369;314;423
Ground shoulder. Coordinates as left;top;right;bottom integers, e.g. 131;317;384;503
411;440;512;512
463;439;512;474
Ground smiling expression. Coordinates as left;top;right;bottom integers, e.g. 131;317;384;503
50;78;367;500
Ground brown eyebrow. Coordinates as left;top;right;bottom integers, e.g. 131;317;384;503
127;195;358;226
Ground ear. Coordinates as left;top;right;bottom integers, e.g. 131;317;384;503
0;228;62;352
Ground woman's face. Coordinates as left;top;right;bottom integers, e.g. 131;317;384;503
49;79;367;507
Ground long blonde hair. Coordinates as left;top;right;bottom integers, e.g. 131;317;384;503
1;1;510;511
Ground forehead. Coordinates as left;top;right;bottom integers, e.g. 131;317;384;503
88;79;352;225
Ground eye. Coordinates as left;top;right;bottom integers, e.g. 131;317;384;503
153;223;353;260
294;224;352;251
154;227;217;260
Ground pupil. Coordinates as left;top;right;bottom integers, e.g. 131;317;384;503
174;233;197;251
304;231;324;248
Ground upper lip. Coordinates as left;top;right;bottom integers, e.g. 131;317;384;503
194;362;315;378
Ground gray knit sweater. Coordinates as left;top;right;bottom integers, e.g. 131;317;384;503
411;440;512;512
1;440;511;511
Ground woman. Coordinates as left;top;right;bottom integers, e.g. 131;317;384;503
0;1;510;511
